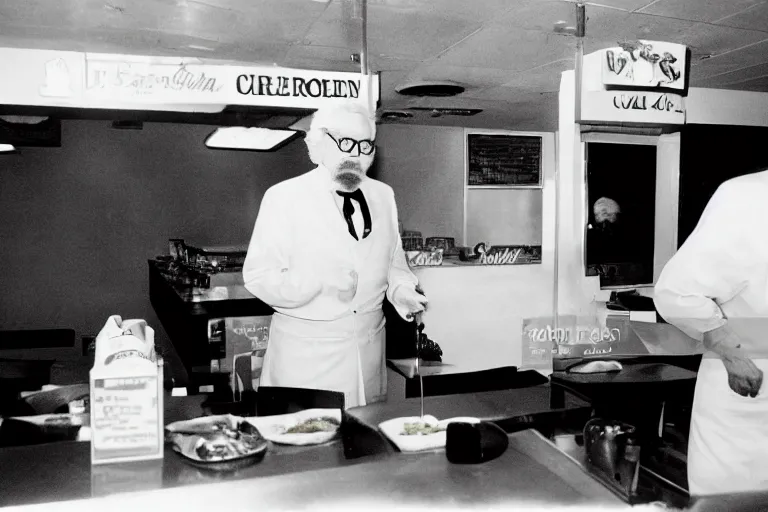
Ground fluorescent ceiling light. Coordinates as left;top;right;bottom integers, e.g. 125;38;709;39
0;143;16;152
205;127;300;152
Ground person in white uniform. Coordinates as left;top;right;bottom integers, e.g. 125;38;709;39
242;101;428;409
654;169;768;496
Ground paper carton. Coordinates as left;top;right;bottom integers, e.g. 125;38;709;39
89;315;164;465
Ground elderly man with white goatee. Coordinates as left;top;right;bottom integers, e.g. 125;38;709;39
243;101;428;408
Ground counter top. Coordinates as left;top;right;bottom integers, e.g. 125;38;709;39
9;429;627;512
349;383;585;428
0;384;591;509
148;259;272;317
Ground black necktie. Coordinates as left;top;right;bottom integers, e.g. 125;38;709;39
336;189;372;241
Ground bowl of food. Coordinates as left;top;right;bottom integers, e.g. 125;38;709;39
166;414;268;471
245;408;342;446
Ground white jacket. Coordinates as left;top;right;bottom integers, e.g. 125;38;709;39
242;165;419;407
655;169;768;496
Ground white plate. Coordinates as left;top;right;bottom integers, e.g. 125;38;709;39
378;415;480;452
244;408;342;446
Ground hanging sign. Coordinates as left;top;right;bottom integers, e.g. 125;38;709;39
601;40;687;90
84;54;379;109
0;47;379;111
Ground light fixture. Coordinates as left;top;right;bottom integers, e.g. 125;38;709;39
395;81;466;97
205;127;301;152
0;143;16;153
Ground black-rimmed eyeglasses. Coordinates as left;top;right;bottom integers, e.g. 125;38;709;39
325;131;375;156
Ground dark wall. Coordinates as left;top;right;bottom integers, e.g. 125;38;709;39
678;124;768;247
0;120;312;356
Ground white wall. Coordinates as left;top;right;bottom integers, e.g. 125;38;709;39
372;124;465;242
409;133;556;373
374;124;556;373
686;89;768;127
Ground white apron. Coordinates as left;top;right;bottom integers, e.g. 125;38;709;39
260;310;387;409
687;356;768;496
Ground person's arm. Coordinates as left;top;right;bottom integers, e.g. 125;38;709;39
242;187;323;308
654;180;754;337
654;180;763;396
384;189;426;320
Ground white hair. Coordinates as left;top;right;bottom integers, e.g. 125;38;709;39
594;196;620;215
305;102;377;165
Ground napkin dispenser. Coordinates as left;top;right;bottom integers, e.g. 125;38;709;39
89;315;164;465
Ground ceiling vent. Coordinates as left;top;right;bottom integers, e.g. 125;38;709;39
395;81;465;97
408;107;482;118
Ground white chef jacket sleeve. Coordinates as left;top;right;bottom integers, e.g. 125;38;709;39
654;179;757;338
385;188;421;320
242;187;322;308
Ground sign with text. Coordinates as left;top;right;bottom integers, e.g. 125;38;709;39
602;41;687;90
0;47;379;111
84;54;380;109
521;315;631;368
406;248;444;267
90;374;164;464
460;244;542;265
581;90;685;125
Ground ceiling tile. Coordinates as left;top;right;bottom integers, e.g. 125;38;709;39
688;38;768;81
694;62;768;88
676;24;767;58
0;0;324;48
497;59;574;92
484;0;577;32
368;54;423;72
434;25;574;71
367;0;517;22
463;85;559;104
0;23;290;63
460;62;572;100
714;75;768;92
714;1;768;32
302;1;484;60
581;5;698;44
401;64;516;92
583;0;657;11
637;0;765;24
283;44;363;72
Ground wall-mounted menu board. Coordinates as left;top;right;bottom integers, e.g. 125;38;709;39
467;133;542;187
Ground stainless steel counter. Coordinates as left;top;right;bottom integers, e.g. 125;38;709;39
8;430;628;512
0;384;595;509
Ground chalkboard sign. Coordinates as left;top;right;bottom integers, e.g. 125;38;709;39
467;134;542;187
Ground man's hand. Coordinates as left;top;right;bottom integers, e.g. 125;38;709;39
402;285;428;321
722;353;763;397
704;324;763;397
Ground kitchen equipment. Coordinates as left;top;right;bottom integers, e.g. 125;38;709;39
583;418;641;499
446;421;509;464
415;320;425;418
